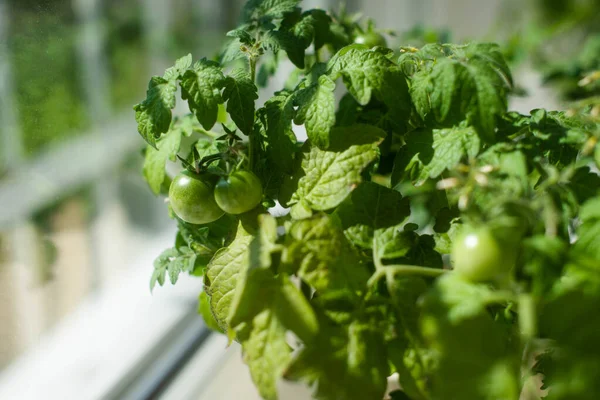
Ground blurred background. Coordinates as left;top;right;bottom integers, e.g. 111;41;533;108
0;0;597;399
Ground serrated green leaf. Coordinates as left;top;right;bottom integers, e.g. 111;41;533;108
287;124;386;210
264;30;307;69
294;75;336;149
536;277;600;400
142;129;182;195
580;196;600;222
373;226;414;261
228;216;280;329
430;58;458;122
198;291;223;332
374;228;443;269
522;235;568;297
328;45;391;104
238;309;290;400
263;9;326;69
223;69;258;135
180;59;226;130
221;38;247;64
150;247;197;291
410;69;433;120
260;91;298;172
464;58;508;141
304;9;332;50
243;0;301;22
328;45;411;126
289;12;316;48
226;27;255;46
335;93;362;127
176;214;237;260
392;125;480;186
225;216;317;400
421;274;521;400
285;316;389;400
386;276;431;400
408;43;512;141
229;269;318;344
163;53;193;81
567;167;600;204
284;214;370;293
572;210;600;262
205;223;254;330
134;76;177;147
194;138;220;160
334;182;411;248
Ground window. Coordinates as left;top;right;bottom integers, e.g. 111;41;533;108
0;1;577;399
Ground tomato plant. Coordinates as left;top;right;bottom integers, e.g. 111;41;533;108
135;1;600;399
214;170;263;214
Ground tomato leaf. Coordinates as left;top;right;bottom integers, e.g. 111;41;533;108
198;291;223;332
391;125;481;186
259;91;298;173
285;315;389;400
150;247;197;291
294;74;336;149
421;274;522;399
204;223;254;330
407;43;512;142
142;128;182;195
283;214;370;293
223;69;259;135
242;0;301;22
334;182;411;248
226;216;318;400
180;59;227;130
328;45;412;128
134;76;177;147
284;124;386;210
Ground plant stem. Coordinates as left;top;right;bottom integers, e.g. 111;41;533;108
518;293;536;339
368;265;447;287
247;54;258;171
193;127;220;139
248;134;256;171
198;153;225;170
249;56;257;83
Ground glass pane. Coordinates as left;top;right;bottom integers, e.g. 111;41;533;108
0;0;237;376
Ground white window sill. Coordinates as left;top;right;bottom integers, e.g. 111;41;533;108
0;229;206;400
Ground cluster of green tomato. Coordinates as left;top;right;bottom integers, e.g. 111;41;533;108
169;169;263;224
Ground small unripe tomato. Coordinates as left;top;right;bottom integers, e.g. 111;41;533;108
214;171;263;215
169;170;224;224
354;32;387;48
451;225;510;282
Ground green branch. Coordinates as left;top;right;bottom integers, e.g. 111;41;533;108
368;264;447;287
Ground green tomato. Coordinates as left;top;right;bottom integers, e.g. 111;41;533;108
169;170;224;224
214;171;263;215
451;225;510;282
354;32;387;48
